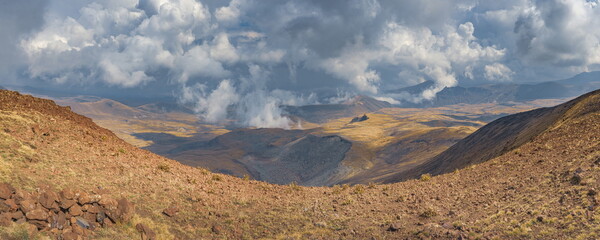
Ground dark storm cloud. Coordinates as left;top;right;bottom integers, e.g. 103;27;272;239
0;0;48;83
3;0;599;127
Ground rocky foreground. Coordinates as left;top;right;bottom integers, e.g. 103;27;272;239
0;183;140;239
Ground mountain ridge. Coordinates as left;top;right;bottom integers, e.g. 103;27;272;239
384;88;600;182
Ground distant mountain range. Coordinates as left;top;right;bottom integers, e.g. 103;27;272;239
283;95;392;123
389;71;600;107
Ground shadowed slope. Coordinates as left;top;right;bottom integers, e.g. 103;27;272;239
384;89;600;182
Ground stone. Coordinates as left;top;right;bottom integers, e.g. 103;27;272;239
99;197;117;209
77;193;91;205
39;190;59;210
69;204;83;216
9;210;24;221
72;224;84;235
96;211;106;224
82;212;96;226
388;222;402;231
0;212;11;226
571;174;582;185
62;232;81;240
536;215;544;222
88;195;102;203
52;211;67;230
0;201;9;213
11;189;32;203
162;206;179;217
4;198;19;211
19;199;38;214
47;228;60;239
83;203;100;214
75;217;91;229
29;220;50;230
102;217;114;227
211;225;222;234
60;199;77;210
0;183;14;200
60;189;76;200
350;114;369;123
136;223;157;240
24;223;39;236
116;198;135;222
26;208;49;221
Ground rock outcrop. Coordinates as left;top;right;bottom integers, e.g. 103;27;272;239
0;183;135;239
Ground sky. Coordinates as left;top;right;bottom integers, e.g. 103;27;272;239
1;0;600;128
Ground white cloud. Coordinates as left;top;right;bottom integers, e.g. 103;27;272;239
210;33;240;63
514;0;600;68
12;0;600;126
484;63;514;82
215;0;243;24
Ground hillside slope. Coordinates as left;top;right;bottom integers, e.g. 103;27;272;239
384;89;600;182
0;89;599;239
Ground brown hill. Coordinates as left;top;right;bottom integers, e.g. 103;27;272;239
0;89;599;239
383;89;600;182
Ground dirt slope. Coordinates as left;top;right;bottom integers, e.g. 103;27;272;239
384;89;600;182
0;89;599;239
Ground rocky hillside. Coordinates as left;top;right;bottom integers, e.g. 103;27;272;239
383;89;600;182
0;89;599;239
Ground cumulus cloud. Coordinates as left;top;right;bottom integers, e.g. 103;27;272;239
484;63;514;82
8;0;600;127
514;0;600;69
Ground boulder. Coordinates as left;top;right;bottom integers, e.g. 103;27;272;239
51;211;67;230
83;203;100;214
96;211;106;224
82;212;97;227
388;222;402;231
19;199;38;214
102;217;113;227
62;232;82;240
0;212;11;226
39;190;59;210
60;199;77;210
136;223;157;240
99;197;117;210
9;210;24;221
12;189;32;203
116;198;135;222
0;183;14;200
60;189;76;200
77;193;91;205
4;198;19;211
75;217;90;229
0;200;9;213
69;204;83;216
211;225;222;234
162;206;179;217
25;208;50;221
29;219;50;230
